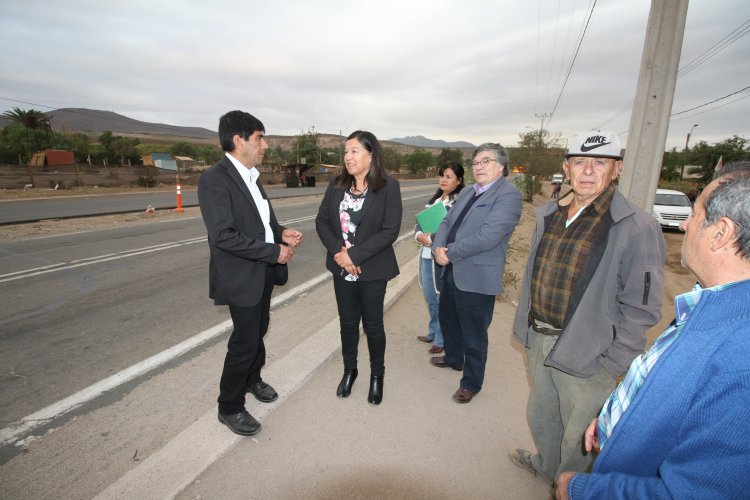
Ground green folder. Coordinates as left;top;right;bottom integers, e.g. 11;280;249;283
415;202;447;233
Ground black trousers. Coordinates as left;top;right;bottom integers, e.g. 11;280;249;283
333;276;387;376
218;268;274;415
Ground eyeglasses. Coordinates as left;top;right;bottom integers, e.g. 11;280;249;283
471;157;497;168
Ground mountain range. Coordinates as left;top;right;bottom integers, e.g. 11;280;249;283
387;135;475;149
0;108;475;148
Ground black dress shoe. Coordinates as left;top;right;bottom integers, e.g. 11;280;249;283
218;410;261;436
368;374;383;405
247;381;278;403
336;369;358;397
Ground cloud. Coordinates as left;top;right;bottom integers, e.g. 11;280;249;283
1;0;748;150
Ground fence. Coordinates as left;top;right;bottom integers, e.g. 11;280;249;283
0;164;301;190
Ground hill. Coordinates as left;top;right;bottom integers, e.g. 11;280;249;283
388;135;475;149
47;108;218;141
0;108;474;153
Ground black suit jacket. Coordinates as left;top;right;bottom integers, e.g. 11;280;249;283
198;155;285;307
315;176;402;281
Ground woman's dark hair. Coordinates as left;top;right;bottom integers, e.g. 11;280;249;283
428;161;465;204
336;130;387;192
218;110;265;152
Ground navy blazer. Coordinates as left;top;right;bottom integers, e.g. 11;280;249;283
432;177;522;296
315;176;402;282
198;155;285;307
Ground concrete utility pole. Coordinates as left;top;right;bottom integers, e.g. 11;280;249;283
619;0;689;212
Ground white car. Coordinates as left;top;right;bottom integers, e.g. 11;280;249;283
552;173;564;184
652;188;693;229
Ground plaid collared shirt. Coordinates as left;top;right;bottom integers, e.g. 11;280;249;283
597;281;736;449
530;183;616;328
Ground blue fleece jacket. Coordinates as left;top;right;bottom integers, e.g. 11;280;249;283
569;278;750;499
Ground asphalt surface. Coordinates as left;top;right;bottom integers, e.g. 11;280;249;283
0;186;317;225
0;183;689;498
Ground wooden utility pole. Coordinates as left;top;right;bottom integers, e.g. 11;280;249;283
619;0;689;211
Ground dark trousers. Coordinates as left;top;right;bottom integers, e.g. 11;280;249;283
218;268;274;415
333;276;388;376
438;267;495;393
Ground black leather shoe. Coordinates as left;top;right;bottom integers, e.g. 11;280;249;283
247;380;278;403
336;369;358;397
368;374;383;405
218;410;261;436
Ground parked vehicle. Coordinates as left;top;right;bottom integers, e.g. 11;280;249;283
551;173;564;184
652;188;692;229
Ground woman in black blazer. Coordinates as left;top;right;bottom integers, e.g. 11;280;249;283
315;130;402;405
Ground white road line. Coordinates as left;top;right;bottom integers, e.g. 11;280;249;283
0;232;414;447
0;214;320;284
0;237;207;284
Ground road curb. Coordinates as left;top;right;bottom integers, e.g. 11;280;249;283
94;256;418;499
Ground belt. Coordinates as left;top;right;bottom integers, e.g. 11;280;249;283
530;316;562;336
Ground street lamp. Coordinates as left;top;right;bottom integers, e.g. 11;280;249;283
681;124;698;180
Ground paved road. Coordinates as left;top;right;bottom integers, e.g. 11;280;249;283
0;180;437;225
0;186;320;225
0;184;435;448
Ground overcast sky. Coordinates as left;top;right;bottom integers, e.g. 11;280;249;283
2;0;748;151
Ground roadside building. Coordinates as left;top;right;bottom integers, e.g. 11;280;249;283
29;150;75;168
142;153;177;171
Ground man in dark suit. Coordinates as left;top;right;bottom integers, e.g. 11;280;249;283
431;143;522;403
198;110;303;436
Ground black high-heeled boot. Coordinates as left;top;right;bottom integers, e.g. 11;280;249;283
336;369;358;397
368;374;383;405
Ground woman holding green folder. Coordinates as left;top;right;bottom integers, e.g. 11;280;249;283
415;162;465;353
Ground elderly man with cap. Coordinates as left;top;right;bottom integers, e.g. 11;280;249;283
508;131;666;485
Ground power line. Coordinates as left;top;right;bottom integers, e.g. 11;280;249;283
678;19;750;78
670;85;750;116
546;0;598;127
671;93;750;122
595;18;750;130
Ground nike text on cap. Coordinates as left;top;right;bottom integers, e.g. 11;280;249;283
565;131;623;160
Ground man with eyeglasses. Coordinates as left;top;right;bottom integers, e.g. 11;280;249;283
430;143;522;403
508;131;666;488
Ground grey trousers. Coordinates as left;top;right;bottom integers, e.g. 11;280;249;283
525;327;616;483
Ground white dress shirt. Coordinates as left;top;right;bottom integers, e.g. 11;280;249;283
226;152;274;243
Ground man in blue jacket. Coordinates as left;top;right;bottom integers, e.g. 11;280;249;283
510;132;666;483
556;161;750;499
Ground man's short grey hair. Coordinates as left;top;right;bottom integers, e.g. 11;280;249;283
704;160;750;260
472;143;510;176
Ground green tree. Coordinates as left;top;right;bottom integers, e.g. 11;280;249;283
295;129;320;165
196;145;222;164
382;146;402;172
170;141;198;158
436;147;464;167
689;135;750;184
2;107;54;185
0;124;28;164
2;107;53;161
111;137;141;165
660;148;683;182
511;129;565;179
98;131;115;164
404;149;434;174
